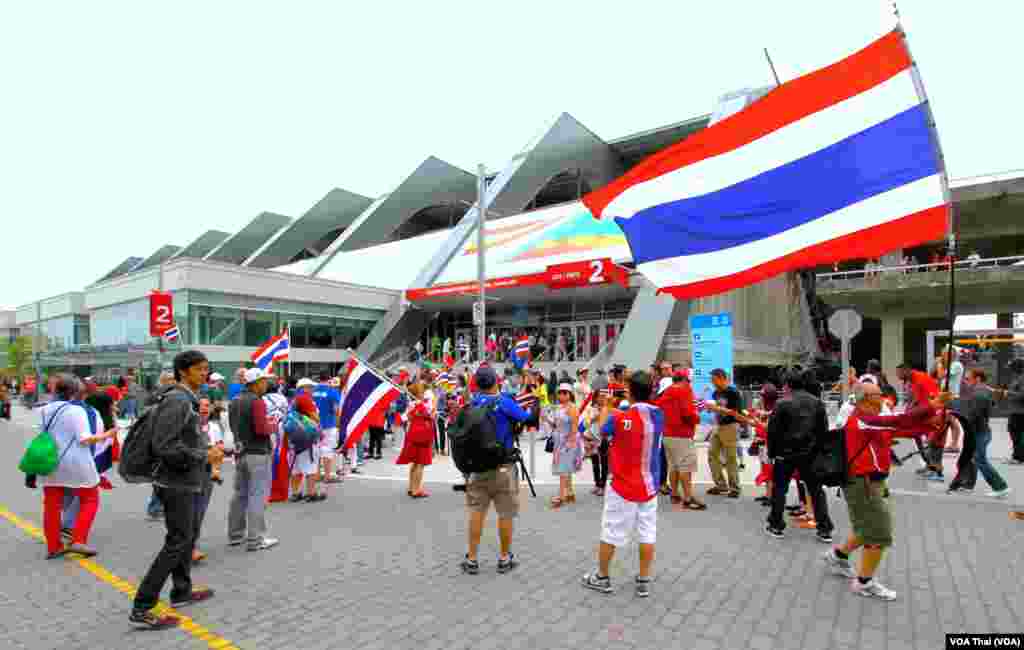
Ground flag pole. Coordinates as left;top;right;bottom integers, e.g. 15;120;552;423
896;20;957;392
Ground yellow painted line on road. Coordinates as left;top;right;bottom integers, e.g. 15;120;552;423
0;505;240;650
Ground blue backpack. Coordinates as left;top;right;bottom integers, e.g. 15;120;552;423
284;410;320;455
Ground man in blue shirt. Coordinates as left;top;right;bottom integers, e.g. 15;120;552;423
461;366;530;576
311;373;342;483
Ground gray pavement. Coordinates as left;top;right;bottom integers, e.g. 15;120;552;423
1;403;1022;650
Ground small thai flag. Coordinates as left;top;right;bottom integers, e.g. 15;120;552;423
251;330;290;371
512;337;531;371
162;326;180;343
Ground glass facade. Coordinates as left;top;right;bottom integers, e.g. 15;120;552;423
36;315;90;350
91;300;150;347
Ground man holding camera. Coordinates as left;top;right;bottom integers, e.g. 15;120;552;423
461;366;530;575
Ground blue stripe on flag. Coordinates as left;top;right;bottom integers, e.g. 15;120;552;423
337;370;383;435
615;104;938;264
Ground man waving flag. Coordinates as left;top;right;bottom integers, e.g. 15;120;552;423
583;29;949;299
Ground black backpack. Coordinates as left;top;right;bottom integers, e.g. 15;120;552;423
118;389;180;484
449;400;509;474
811;427;871;488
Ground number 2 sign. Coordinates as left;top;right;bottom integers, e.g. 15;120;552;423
149;291;174;336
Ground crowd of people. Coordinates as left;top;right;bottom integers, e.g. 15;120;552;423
11;344;1024;630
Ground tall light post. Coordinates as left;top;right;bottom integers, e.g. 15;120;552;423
476;164;487;364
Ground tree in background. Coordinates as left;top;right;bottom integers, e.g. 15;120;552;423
6;336;32;379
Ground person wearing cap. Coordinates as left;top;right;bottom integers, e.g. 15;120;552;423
548;382;582;508
656;369;704;509
227;368;279;552
573;368;591;406
460;365;531;576
703;368;743;498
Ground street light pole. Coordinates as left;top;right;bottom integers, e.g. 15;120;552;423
477;164;487;365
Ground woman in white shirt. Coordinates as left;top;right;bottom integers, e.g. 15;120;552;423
40;374;114;559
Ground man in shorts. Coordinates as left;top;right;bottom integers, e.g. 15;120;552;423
583;370;665;597
822;382;925;600
461;366;530;575
312;374;342;483
657;369;704;509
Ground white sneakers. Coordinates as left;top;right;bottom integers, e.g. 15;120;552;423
851;579;897;601
987;487;1012;499
823;550;897;600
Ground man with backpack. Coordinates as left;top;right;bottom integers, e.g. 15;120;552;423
764;370;834;543
227;368;279;552
455;366;530;575
129;351;223;630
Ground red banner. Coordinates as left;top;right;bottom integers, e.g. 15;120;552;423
405;260;630;302
545;258;629;290
149;291;174;336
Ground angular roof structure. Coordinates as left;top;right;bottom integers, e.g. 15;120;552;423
138;245;183;269
173;229;232;260
93;256;145;284
203;212;293;266
244;188;373;269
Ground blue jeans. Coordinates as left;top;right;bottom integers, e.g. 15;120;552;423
974;428;1008;491
146;488;164;517
120;398;138;420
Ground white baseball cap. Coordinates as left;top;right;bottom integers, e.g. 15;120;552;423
297;377;315;388
209;372;225;382
557;382;574;393
243;368;266;384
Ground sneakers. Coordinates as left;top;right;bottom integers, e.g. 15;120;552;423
816;531;834;544
987;487;1012;499
227;538;244;547
823;549;856;578
852;579;897;601
925;473;945;483
289;494;305;503
130;608;180;630
460;555;479;575
304;494;327;503
764;523;784;539
582;572;613;594
170;586;215;608
247;537;279;552
914;467;931;476
635;576;652;598
497;553;519;574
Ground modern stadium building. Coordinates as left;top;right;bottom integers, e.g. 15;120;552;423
12;106;1024;387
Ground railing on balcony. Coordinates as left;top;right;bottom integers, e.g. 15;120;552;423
815;255;1024;283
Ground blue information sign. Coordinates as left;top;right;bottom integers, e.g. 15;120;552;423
689;313;734;431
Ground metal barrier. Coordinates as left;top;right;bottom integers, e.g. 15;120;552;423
815;255;1024;282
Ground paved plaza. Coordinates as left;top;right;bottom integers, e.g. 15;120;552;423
2;403;1023;650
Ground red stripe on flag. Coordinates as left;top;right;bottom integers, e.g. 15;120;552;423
584;30;912;219
340;388;400;451
657;204;948;300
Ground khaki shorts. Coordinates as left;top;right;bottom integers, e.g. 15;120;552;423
466;464;520;519
663;437;697;473
844;477;893;547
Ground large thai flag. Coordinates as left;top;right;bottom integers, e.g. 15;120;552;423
511;337;531;371
583;30;949;299
339;358;401;451
251;330;290;370
269;431;292;503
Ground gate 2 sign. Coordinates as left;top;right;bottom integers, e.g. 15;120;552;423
545;258;628;290
149;291;174;337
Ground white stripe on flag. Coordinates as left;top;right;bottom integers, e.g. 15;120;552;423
603;70;920;219
636;174;943;289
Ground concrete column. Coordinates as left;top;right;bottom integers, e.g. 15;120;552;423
997;312;1013;386
881;315;904;381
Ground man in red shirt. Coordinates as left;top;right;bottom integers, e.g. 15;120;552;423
896;363;944;480
823;381;942;601
656;370;704;510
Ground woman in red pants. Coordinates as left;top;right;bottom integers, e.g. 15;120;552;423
39;374;110;559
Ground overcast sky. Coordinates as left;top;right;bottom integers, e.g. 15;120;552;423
2;1;1020;311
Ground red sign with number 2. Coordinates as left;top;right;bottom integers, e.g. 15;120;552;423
149;291;174;336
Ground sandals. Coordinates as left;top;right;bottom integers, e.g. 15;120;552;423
1010;511;1024;521
684;498;707;511
411;490;431;498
